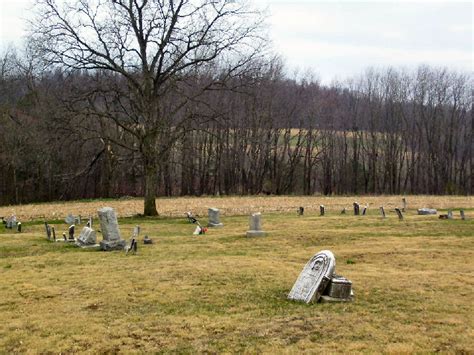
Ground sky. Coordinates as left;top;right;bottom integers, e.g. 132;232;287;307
1;0;472;83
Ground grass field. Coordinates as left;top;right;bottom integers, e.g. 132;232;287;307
0;196;473;353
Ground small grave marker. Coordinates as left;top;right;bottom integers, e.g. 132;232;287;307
380;206;386;218
362;205;367;216
395;208;404;220
246;212;266;237
319;205;325;216
460;210;466;220
75;226;97;247
144;235;153;244
353;202;360;216
207;208;223;228
68;225;75;240
418;208;437;215
17;222;21;233
447;210;453;220
340;208;346;214
402;198;407;212
52;227;56;241
298;207;304;216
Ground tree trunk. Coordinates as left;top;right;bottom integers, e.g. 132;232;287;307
144;163;159;216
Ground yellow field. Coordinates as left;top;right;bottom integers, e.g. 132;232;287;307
0;196;473;353
1;195;472;221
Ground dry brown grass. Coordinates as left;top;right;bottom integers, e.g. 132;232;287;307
0;196;473;353
1;195;472;221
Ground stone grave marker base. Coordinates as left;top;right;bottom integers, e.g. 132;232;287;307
246;230;267;237
100;239;126;251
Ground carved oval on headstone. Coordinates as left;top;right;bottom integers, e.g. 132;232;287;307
288;250;336;304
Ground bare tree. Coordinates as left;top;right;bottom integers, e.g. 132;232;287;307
30;0;266;215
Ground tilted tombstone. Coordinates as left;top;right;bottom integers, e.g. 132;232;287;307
97;207;126;251
362;205;367;216
207;208;223;228
353;202;360;216
380;206;386;218
320;205;325;216
460;210;466;220
418;208;437;215
75;226;97;247
395;208;404;220
246;212;266;237
298;207;304;216
126;238;137;254
320;275;353;303
288;250;336;304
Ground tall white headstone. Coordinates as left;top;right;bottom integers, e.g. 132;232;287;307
97;207;126;251
246;212;266;237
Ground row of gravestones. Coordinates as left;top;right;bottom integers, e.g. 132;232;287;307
45;207;152;252
187;208;267;237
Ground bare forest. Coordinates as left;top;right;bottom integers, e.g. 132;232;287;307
0;1;472;212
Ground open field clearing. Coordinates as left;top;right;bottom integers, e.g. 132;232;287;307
1;195;472;221
0;196;473;353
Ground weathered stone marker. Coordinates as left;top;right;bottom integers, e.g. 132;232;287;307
353;202;360;216
320;275;353;303
320;205;325;216
52;227;56;241
298;207;304;216
65;214;75;225
75;227;97;247
246;212;266;237
395;208;404;220
143;235;153;244
44;222;51;240
133;225;141;237
362;205;367;216
17;222;21;233
402;198;407;212
460;210;466;220
97;207;126;251
380;206;386;218
68;225;75;240
418;208;437;215
126;238;137;254
288;250;336;304
207;208;223;228
447;210;453;220
340;207;346;214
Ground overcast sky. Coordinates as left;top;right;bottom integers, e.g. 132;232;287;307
1;0;472;83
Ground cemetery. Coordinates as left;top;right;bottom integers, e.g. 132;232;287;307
0;195;472;353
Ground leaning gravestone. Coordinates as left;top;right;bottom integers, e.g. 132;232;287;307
65;214;75;225
380;206;386;218
362;205;367;216
97;207;126;251
44;222;52;240
395;208;404;220
246;212;266;237
75;226;97;247
288;250;336;304
207;208;223;228
298;207;304;216
320;275;353;303
418;208;437;215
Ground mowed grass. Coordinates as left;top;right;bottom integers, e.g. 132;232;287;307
0;200;473;353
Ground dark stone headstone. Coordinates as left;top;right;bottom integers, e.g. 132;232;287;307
144;235;153;244
353;202;360;216
17;222;21;233
395;208;404;220
68;225;75;240
340;208;346;214
298;207;304;216
320;205;325;216
380;206;386;218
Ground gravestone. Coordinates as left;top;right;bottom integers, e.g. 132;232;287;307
62;233;67;241
362;205;367;216
97;207;126;251
395;208;404;220
402;198;407;212
353;202;360;216
75;215;81;225
86;216;93;228
288;250;336;304
68;225;75;240
418;208;437;215
380;206;386;218
44;222;51;240
246;213;266;237
207;208;223;228
52;227;56;241
17;222;21;233
320;205;325;216
133;225;141;237
460;210;466;220
126;238;137;254
65;214;75;225
340;207;346;214
320;275;353;303
447;210;453;220
144;235;153;244
298;207;304;216
75;226;97;247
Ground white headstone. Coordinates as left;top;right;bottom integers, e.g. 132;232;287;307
417;208;437;215
97;207;126;251
75;226;97;247
288;250;336;303
246;212;266;237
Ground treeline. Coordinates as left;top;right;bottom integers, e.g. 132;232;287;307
0;52;472;205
